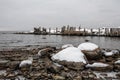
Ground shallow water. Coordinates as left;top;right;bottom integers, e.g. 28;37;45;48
0;32;120;50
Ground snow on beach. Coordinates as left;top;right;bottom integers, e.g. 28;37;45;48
19;57;33;67
103;50;119;56
61;44;74;49
115;60;120;64
104;52;114;56
78;42;99;51
86;62;109;68
52;47;87;64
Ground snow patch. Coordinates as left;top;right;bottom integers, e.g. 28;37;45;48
78;42;98;51
52;47;87;64
115;60;120;64
62;44;74;49
86;62;109;67
93;71;120;79
19;57;33;67
104;52;114;56
103;50;119;57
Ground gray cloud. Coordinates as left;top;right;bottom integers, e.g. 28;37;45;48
0;0;120;31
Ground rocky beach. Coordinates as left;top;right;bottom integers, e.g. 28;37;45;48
0;43;120;80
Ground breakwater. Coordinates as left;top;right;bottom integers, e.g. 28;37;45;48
19;26;120;37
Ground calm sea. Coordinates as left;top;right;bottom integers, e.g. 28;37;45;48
0;31;120;50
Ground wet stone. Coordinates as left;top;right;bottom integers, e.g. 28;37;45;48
116;73;120;79
0;59;9;70
46;64;62;74
114;64;120;71
81;48;102;60
52;75;65;80
57;61;85;71
81;71;97;80
38;47;55;58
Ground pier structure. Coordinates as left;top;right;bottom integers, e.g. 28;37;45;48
18;26;120;37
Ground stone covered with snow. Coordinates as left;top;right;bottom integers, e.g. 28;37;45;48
114;60;120;71
86;62;113;71
86;63;109;67
78;42;99;51
51;47;87;64
19;57;33;68
38;47;54;57
78;42;101;60
103;49;120;57
61;44;74;49
104;52;114;57
115;60;120;64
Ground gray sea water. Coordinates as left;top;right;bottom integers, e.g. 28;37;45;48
0;31;120;50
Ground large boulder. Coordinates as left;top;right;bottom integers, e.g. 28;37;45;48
52;47;87;64
51;47;88;70
78;42;101;60
86;62;113;71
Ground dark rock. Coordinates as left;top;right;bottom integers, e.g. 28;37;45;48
8;61;20;70
81;71;97;80
58;61;85;71
88;65;113;71
81;48;102;60
52;75;65;80
46;64;61;74
105;57;115;62
0;59;9;70
38;47;55;58
114;64;120;71
74;75;82;80
116;73;120;79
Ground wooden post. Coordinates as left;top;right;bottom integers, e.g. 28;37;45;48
49;28;51;34
98;28;100;36
91;28;93;35
56;27;58;33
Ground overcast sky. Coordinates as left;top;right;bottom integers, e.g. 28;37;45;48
0;0;120;31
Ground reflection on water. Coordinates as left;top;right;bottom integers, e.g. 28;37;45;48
0;33;120;50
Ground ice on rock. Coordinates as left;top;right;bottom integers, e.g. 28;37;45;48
103;50;119;57
19;57;33;67
78;42;98;51
115;60;120;64
104;52;114;56
61;44;74;49
51;47;87;64
86;62;109;67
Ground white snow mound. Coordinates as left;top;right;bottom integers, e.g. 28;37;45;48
103;50;119;57
104;52;114;56
62;44;74;49
78;42;98;51
51;47;87;64
86;62;109;67
19;57;33;67
115;60;120;64
19;60;32;67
